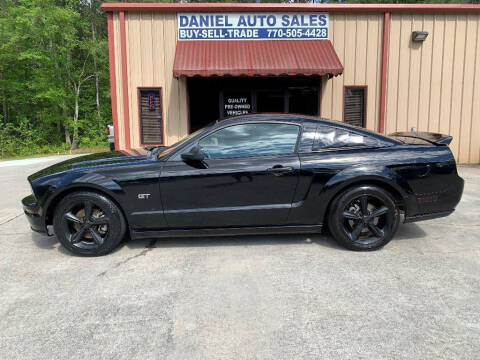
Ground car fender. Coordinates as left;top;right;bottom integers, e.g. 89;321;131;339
318;165;413;216
41;171;124;222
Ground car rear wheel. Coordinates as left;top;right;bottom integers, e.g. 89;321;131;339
53;191;126;256
328;185;400;251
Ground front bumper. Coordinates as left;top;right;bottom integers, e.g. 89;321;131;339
22;194;46;233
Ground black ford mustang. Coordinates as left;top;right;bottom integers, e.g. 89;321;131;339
22;114;464;256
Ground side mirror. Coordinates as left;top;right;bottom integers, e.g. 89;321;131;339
181;145;205;163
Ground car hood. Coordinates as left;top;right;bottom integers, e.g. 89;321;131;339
28;151;147;182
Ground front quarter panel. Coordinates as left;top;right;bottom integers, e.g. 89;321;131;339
33;160;167;230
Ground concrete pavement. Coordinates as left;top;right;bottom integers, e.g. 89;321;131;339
0;156;479;359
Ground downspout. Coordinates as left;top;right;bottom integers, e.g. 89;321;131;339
107;12;120;151
119;11;131;149
379;12;390;134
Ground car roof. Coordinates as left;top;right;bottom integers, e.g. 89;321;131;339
218;113;397;144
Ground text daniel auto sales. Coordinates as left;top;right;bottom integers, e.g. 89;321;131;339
177;13;329;40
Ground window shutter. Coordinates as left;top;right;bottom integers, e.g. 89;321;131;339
139;88;163;144
344;87;366;128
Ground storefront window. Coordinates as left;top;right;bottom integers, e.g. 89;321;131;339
288;86;319;116
256;89;285;113
188;77;320;132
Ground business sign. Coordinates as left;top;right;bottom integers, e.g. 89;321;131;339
177;13;329;41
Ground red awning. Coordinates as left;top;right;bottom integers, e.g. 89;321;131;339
173;40;343;78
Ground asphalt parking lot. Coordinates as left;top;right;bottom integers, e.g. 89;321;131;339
0;155;479;360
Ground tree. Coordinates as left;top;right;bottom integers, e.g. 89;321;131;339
0;0;112;156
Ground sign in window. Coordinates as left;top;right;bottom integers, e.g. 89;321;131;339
223;92;252;117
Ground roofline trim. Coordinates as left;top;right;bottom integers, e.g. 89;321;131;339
101;3;480;14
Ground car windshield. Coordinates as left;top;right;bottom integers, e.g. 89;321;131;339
157;122;215;159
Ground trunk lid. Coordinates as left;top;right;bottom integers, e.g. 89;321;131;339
389;132;453;146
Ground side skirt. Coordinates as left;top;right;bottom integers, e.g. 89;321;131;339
131;224;323;240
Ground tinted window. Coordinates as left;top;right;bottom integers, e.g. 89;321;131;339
198;123;300;159
313;126;377;150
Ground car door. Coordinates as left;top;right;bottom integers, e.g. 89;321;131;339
288;124;391;225
160;122;301;228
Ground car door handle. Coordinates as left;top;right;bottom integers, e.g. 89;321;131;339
266;165;294;176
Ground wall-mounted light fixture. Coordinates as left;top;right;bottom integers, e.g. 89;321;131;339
412;31;429;42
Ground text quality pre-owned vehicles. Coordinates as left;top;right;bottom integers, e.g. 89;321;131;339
22;115;463;256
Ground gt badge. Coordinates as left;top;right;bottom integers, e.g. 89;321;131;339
138;194;151;200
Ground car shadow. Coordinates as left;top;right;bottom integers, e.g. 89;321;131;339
393;223;427;241
31;231;57;250
30;232;79;256
30;223;427;255
124;223;428;251
123;232;346;251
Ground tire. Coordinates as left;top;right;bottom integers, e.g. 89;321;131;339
53;191;126;256
328;185;400;251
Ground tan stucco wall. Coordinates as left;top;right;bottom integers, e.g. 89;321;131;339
111;11;480;163
385;13;480;163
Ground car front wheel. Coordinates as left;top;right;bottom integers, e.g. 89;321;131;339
328;185;400;251
53;191;126;256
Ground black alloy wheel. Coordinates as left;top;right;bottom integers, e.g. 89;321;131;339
328;185;400;250
53;191;126;256
63;201;109;249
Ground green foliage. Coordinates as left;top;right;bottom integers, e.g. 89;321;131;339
0;118;69;157
107;0;478;3
0;0;111;158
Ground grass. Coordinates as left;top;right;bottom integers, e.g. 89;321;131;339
0;146;110;162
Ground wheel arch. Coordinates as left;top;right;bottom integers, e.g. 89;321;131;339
320;172;409;226
44;184;128;229
329;179;404;205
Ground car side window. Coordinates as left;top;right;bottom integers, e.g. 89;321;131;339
313;126;377;150
198;123;300;159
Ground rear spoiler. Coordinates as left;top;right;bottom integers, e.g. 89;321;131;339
389;132;453;146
